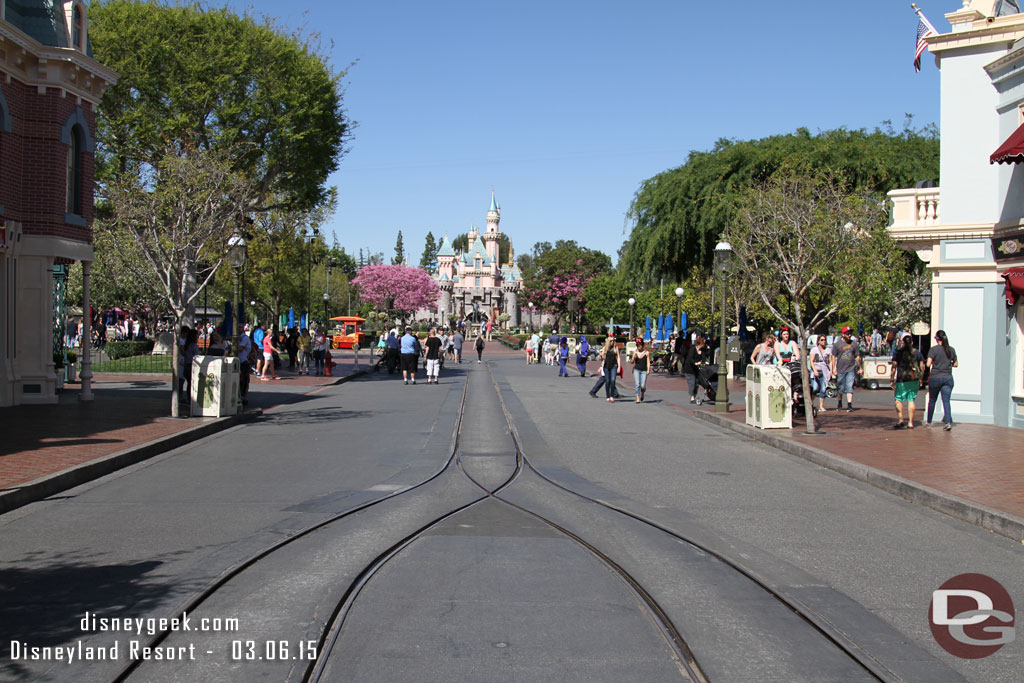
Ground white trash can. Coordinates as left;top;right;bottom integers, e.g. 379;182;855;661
745;364;792;429
190;356;241;417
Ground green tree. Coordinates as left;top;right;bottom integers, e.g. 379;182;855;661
520;241;613;330
726;171;906;433
622;121;939;286
393;230;405;264
91;1;349;213
419;231;438;272
582;275;632;331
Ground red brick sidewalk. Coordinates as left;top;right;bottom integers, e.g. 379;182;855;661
653;374;1024;529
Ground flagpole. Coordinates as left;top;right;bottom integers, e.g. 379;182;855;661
912;3;939;35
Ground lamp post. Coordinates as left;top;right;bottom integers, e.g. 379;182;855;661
918;287;933;352
674;287;684;335
306;227;319;327
323;292;330;324
714;241;732;412
227;234;248;355
628;297;636;339
529;302;534;332
567;298;578;334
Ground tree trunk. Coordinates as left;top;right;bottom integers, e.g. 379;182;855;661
170;314;182;418
797;328;816;433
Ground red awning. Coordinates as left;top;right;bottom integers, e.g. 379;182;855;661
1002;268;1024;305
991;123;1024;164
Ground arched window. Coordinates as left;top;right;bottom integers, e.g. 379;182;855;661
72;4;85;50
66;127;82;216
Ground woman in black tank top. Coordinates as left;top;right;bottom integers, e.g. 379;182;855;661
632;339;651;403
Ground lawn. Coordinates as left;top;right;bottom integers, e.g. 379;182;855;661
90;355;173;374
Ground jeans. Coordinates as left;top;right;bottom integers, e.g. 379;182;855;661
603;369;618;398
313;349;325;375
811;372;829;398
590;371;619;398
683;372;697;398
927;376;954;425
633;369;648;397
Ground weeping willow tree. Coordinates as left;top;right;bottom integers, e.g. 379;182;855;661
621;121;939;287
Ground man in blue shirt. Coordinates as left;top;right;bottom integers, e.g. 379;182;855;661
400;328;419;385
252;323;265;378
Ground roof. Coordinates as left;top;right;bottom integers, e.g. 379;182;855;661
6;0;69;48
991;121;1024;164
436;235;455;257
439;272;449;282
461;235;491;265
489;192;499;212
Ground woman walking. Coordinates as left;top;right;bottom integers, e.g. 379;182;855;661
598;337;620;402
576;335;590;376
475;334;485;363
926;330;958;430
809;335;831;413
632;339;651;403
749;333;779;366
777;327;800;366
682;336;710;403
890;334;925;429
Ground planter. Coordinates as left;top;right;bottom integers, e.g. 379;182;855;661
55;371;65;391
68;365;77;383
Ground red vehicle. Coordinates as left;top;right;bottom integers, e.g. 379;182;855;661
329;316;370;349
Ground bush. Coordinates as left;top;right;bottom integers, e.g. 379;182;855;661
106;339;156;360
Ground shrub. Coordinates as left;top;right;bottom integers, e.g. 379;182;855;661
106;339;156;360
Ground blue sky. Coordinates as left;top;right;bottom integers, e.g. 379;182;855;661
234;0;948;266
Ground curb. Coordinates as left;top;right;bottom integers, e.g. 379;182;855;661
0;409;261;515
0;369;368;515
690;409;1024;543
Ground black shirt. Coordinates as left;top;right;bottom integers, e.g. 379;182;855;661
425;337;442;360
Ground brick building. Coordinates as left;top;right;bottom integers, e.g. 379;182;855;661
0;0;116;405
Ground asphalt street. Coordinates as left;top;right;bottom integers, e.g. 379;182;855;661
0;356;1019;682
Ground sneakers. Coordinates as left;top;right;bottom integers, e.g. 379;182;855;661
943;423;953;431
404;379;408;385
412;379;416;384
477;360;482;363
846;404;854;412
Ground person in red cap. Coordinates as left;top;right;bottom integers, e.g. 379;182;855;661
829;326;862;411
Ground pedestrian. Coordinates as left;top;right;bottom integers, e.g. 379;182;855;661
890;334;925;429
926;329;958;431
808;335;831;413
557;337;569;376
312;325;327;376
297;328;312;375
475;334;485;363
777;327;800;366
595;336;621;402
424;327;442;384
252;323;266;378
525;336;535;364
207;331;226;356
683;336;710;403
400;327;419;384
576;335;590;376
632;338;651;403
547;331;559;365
452;329;464;364
286;328;299;369
237;324;252;405
180;328;200;403
486;319;493;340
749;333;779;366
530;331;541;364
260;329;282;380
870;327;883;356
829;326;863;412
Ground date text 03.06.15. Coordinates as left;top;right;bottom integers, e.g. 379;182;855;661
231;640;317;661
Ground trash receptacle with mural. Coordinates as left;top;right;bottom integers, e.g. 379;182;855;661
190;356;240;417
745;364;792;429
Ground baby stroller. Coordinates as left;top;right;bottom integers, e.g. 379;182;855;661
784;363;806;418
694;364;719;405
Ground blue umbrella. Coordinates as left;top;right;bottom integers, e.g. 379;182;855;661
288;307;295;330
680;312;688;337
665;314;674;336
656;314;665;341
221;299;233;338
644;316;652;341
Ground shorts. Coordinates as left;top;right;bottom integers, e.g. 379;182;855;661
836;370;857;395
426;358;440;376
894;380;920;403
263;352;273;361
400;353;418;373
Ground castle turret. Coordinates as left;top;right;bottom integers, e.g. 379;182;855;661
482;191;502;264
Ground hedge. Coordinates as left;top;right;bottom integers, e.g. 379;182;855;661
105;339;156;360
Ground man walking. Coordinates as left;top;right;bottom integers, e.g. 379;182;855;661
400;327;419;385
424;327;442;384
830;326;863;412
252;322;266;378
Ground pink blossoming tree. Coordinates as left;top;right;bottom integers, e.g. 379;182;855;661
351;264;439;323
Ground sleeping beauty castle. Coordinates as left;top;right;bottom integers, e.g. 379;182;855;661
433;193;523;330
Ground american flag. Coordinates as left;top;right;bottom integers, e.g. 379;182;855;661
914;19;936;72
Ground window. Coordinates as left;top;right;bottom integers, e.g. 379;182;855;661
475;277;480;286
72;4;85;50
66;127;82;216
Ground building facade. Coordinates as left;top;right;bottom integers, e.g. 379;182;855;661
434;193;523;329
888;0;1024;427
0;0;117;405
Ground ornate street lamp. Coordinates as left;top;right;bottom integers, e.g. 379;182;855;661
323;292;330;324
628;297;636;339
714;241;732;412
529;301;535;332
567;298;578;334
227;234;248;355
